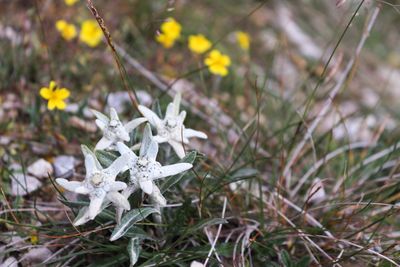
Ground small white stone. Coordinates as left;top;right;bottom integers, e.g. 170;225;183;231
0;257;18;267
53;155;75;178
306;178;326;204
23;247;52;263
107;91;131;113
106;91;152;114
11;173;42;196
190;261;205;267
0;136;11;145
27;159;53;179
64;103;79;113
137;90;152;106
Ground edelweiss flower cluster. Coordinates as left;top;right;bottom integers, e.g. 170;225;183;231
56;93;207;227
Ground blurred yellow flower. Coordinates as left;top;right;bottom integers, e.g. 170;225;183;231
204;50;231;77
188;34;212;54
30;233;39;245
156;18;181;48
64;0;78;6
156;33;175;49
40;81;70;110
79;20;103;47
160;18;181;39
55;20;77;41
236;31;250;50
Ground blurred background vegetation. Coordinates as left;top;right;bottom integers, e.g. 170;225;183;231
1;0;400;266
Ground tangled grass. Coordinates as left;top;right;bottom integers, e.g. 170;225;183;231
1;0;400;266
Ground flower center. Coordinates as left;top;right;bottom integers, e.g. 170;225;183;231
159;119;178;138
165;119;177;129
104;120;124;139
132;157;162;182
109;119;119;128
90;172;104;187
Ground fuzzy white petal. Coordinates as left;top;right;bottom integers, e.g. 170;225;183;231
56;178;83;192
95;119;106;130
173;92;181;116
138;105;163;128
165;103;175;119
116;142;136;157
169;140;186;159
105;154;129;178
108;181;127;191
153;135;168;143
73;207;90;226
95;137;114;150
178;110;186;123
140;124;158;160
184;128;208;139
115;184;139;223
119;128;130;142
91;109;109;124
75;185;91;194
84;154;97;176
88;193;105;219
109;108;119;121
140;180;153;194
106;191;130;210
81;145;103;170
154;163;193;179
124;117;147;133
150;185;167;206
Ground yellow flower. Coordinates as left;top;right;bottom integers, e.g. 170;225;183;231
55;20;77;41
160;18;181;39
64;0;78;6
156;18;181;48
156;33;175;49
188;34;212;54
30;233;39;245
236;31;250;50
40;81;70;110
79;20;103;47
204;50;231;77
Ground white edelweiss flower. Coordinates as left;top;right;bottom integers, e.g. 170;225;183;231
116;124;193;207
56;145;130;225
92;108;147;150
138;92;207;158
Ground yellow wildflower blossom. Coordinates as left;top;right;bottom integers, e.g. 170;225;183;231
156;33;175;49
156;18;181;48
160;18;181;39
64;0;78;6
204;50;231;77
55;20;77;41
188;34;212;54
30;233;39;245
236;31;250;50
79;20;103;47
40;81;70;110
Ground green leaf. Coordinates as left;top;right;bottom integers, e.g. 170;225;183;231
151;99;163;118
58;198;89;208
73;206;89;225
161;151;196;193
123;226;153;240
190;218;228;232
295;256;310;267
280;250;293;267
96;150;119;168
178;218;228;240
87;253;127;267
110;208;159;241
230;168;258;180
127;237;141;267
